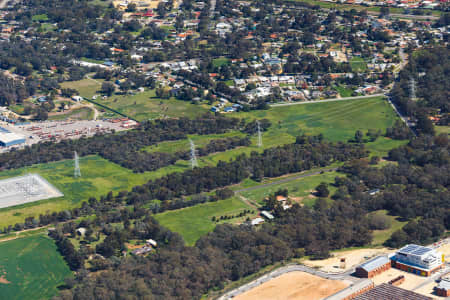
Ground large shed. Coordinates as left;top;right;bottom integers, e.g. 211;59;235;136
0;128;25;147
355;256;391;278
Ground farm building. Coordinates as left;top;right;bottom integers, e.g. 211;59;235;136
146;239;157;247
391;244;444;276
435;277;450;297
355;256;391;278
353;283;432;300
250;217;264;226
72;95;83;102
261;211;274;220
0;128;25;147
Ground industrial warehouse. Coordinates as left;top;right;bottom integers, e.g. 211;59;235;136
355;256;391;278
391;244;444;276
0;127;25;147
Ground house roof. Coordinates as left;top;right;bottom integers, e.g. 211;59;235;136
358;256;390;272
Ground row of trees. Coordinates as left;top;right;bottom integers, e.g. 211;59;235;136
118;136;251;173
0;115;246;171
390;46;449;134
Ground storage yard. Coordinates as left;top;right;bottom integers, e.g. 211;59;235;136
0;119;136;153
233;271;350;300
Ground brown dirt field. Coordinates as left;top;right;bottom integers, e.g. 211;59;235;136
234;271;349;300
125;243;144;250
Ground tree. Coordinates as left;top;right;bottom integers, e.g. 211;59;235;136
379;6;390;17
354;130;364;143
101;82;115;96
34;107;48;121
156;2;167;18
125;2;137;12
315;182;330;198
368;213;391;230
416;112;435;135
119;80;132;94
385;229;408;248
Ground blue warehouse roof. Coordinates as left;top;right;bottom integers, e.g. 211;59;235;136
358;256;390;272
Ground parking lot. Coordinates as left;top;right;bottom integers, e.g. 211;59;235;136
0;119;137;153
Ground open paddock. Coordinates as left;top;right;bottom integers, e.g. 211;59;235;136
233;271;350;300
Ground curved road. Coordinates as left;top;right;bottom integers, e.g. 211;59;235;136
217;264;357;300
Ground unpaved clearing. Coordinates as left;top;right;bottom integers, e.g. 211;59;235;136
302;248;391;272
414;281;443;299
371;268;427;290
436;242;450;261
233;271;349;300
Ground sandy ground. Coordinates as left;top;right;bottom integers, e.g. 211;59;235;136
436;242;450;261
233;271;349;300
302;248;391;273
414;281;446;299
371;268;427;290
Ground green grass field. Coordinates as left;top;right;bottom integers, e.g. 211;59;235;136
212;57;230;67
95;89;209;121
31;14;49;21
60;78;103;99
335;85;354;97
144;131;245;153
239;97;402;148
48;107;94;121
150;97;404;168
0;155;186;228
370;210;408;246
288;0;440;16
350;57;368;72
155;197;253;245
237;171;339;207
0;235;71;300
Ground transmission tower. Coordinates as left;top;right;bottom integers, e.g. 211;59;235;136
409;77;417;101
189;139;198;169
257;120;262;148
74;151;81;178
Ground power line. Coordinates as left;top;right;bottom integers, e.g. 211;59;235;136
189;139;198;169
74;151;81;178
257;120;262;148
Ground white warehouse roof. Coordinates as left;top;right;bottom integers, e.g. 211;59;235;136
358;256;390;272
0;132;25;144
